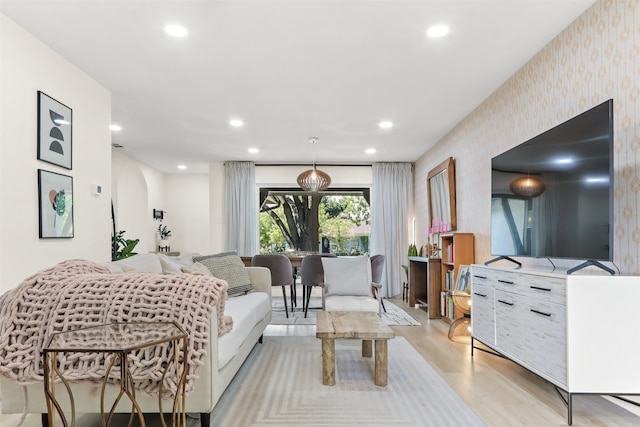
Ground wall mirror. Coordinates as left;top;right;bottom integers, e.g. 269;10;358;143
427;157;457;231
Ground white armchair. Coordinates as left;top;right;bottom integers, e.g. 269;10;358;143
321;256;381;314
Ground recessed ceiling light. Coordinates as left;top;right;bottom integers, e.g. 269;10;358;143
230;119;244;127
427;24;449;38
366;148;377;155
165;24;188;37
248;148;259;154
110;124;122;131
379;121;393;129
177;165;187;170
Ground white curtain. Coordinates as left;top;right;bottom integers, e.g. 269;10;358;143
370;163;413;297
224;162;258;256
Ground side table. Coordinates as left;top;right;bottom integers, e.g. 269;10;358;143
43;321;188;427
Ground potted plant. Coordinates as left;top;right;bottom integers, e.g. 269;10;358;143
111;230;139;261
157;224;172;249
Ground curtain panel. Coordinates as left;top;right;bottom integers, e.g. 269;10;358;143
371;162;413;297
224;162;258;256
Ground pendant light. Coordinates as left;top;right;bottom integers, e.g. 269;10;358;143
509;176;546;198
297;137;331;192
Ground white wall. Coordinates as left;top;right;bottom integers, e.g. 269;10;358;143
0;15;112;293
111;150;164;253
164;173;210;254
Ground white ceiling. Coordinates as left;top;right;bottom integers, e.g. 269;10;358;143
1;0;595;174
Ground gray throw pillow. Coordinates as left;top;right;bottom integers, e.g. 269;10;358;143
193;252;253;297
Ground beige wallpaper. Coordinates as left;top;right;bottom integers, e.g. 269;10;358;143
414;0;640;274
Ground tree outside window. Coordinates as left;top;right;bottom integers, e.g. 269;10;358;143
259;189;369;255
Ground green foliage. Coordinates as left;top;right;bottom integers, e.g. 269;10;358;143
112;230;139;261
321;216;353;253
408;244;418;257
321;196;370;226
260;211;287;253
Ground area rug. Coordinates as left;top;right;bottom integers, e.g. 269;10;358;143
208;336;485;427
270;297;421;326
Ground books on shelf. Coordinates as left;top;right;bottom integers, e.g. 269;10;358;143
445;269;455;290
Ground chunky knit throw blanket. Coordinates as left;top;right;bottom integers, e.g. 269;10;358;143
0;259;233;396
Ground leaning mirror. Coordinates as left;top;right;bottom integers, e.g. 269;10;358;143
427;157;456;231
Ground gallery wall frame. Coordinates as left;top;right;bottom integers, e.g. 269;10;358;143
38;169;74;238
37;91;72;170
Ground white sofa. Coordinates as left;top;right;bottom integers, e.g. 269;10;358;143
0;253;272;427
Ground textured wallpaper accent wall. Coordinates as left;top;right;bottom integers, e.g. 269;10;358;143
414;0;640;274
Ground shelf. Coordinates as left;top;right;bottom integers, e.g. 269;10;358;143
439;233;474;323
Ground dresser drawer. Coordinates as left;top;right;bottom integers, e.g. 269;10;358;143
523;299;567;385
493;270;527;295
470;266;498;284
519;274;566;305
471;281;495;345
495;290;525;361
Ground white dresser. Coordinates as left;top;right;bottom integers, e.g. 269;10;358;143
470;264;640;425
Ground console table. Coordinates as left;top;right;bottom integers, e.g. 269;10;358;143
408;256;441;319
470;265;640;425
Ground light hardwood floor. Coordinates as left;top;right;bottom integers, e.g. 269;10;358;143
267;296;640;427
2;295;639;426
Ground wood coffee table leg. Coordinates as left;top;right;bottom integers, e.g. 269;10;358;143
322;339;335;386
362;340;372;357
374;340;388;386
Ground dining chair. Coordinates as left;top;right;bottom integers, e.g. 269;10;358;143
301;253;336;317
251;254;294;318
321;256;381;315
402;264;409;302
369;254;386;313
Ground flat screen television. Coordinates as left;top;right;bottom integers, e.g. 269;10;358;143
490;99;613;272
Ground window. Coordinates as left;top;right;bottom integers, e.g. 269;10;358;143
259;188;370;255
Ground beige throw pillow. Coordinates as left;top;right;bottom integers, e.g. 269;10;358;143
193;252;253;297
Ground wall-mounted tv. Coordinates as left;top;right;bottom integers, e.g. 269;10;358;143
490;99;613;271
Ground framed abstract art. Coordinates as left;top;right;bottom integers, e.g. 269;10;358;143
37;91;72;169
38;169;74;238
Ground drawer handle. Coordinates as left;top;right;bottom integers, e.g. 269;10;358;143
530;309;552;317
498;280;514;285
473;292;487;298
498;299;514;306
530;286;551;292
474;275;487;279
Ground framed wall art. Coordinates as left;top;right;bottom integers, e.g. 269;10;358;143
38;169;74;238
455;265;470;292
37;91;72;169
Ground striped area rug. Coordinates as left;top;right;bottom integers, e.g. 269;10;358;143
209;336;485;427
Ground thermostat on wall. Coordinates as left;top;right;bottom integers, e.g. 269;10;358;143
93;183;103;196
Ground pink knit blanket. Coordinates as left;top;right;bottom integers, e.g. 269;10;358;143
0;259;233;395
